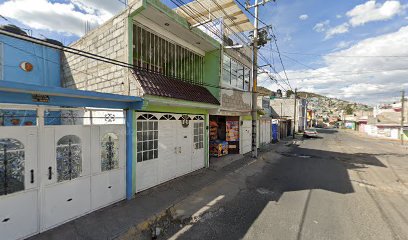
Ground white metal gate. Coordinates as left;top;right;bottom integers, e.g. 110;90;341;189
0;106;126;240
135;112;205;192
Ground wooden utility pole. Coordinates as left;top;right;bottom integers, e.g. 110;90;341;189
293;88;297;139
401;90;405;145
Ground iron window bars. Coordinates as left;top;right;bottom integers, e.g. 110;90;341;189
133;23;204;85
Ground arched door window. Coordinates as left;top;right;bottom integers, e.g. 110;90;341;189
0;138;24;195
101;133;119;171
56;135;82;182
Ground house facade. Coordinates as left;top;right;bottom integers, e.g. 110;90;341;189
0;27;143;240
62;0;225;194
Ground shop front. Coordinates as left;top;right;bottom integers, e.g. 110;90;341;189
209;115;249;157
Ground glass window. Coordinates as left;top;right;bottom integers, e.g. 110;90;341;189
136;118;158;162
101;133;119;171
56;135;82;182
223;54;251;91
0;138;24;196
193;122;204;149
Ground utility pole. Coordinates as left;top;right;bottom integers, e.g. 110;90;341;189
293;88;297;139
246;0;274;158
401;90;405;145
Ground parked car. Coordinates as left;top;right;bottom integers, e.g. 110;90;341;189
303;128;318;138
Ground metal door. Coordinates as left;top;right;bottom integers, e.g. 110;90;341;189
158;115;178;184
41;125;91;230
0;126;39;240
90;125;126;210
135;113;159;192
191;116;205;171
176;119;192;176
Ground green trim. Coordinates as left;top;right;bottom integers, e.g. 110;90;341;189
143;95;218;112
241;115;252;121
132;110;137;195
204;49;221;100
127;1;146;65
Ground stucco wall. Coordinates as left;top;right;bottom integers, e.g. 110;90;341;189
220;88;252;114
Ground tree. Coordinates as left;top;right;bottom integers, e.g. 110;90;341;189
344;104;354;115
286;90;294;98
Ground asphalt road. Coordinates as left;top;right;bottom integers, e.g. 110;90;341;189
161;129;408;240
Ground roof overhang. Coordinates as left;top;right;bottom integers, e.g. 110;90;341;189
0;81;143;110
132;0;221;53
174;0;254;36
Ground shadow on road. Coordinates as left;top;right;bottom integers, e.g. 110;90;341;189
172;139;388;240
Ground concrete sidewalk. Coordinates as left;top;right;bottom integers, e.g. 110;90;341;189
29;142;289;240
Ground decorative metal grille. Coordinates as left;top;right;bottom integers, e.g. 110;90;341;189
56;135;82;182
101;133;119;171
0;138;24;196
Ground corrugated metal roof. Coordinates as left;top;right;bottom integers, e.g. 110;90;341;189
173;0;254;36
134;70;220;105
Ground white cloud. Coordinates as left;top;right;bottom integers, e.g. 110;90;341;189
325;23;350;39
261;26;408;104
0;0;124;36
299;14;309;20
347;0;403;27
313;20;330;32
333;41;353;51
336;14;342;19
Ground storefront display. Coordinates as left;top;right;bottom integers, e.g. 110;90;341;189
209;116;240;156
209;140;228;157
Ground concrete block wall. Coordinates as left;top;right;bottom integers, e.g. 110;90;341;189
220;88;251;112
61;11;140;96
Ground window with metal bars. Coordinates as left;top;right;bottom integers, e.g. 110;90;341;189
133;23;204;85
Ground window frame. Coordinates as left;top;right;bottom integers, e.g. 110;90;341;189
222;53;251;91
136;114;159;162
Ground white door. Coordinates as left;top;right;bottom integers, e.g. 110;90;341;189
241;120;252;154
177;121;192;176
90;125;126;210
41;125;91;230
135;113;159;192
0;127;39;240
158;116;178;184
192;118;205;171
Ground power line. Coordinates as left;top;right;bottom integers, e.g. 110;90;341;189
1;30;255;93
267;49;408;58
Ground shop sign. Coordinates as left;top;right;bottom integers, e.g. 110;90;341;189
32;94;49;103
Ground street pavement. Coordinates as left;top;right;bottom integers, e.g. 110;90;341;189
158;129;408;240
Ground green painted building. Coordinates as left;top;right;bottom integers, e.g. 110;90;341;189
62;0;225;195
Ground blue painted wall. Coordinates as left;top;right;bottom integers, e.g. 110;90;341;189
0;34;60;87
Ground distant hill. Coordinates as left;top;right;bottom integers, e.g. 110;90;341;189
298;91;372;118
257;86;274;96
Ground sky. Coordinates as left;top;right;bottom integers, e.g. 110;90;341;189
0;0;407;105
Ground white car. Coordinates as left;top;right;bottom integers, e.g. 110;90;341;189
303;128;318;138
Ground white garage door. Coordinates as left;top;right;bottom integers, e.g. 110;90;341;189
0;107;126;240
135;113;205;192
